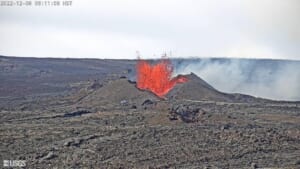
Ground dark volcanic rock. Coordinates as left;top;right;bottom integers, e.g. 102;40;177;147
170;104;205;123
63;110;92;117
1;56;300;169
142;99;155;106
88;81;103;90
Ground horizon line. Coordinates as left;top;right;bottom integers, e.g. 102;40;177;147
1;54;300;62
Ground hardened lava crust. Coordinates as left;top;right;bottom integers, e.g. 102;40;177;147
0;56;300;169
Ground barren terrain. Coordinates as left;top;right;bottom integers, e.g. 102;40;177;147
0;56;299;169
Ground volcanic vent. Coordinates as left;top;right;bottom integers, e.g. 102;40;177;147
136;58;188;97
78;57;261;110
134;57;239;102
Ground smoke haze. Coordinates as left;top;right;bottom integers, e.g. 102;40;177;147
173;58;300;101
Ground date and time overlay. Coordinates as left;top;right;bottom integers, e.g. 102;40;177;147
0;0;72;6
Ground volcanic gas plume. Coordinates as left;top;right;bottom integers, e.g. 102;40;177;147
136;58;188;97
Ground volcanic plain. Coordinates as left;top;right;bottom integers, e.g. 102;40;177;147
0;56;300;169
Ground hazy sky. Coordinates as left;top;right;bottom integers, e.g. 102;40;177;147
0;0;299;59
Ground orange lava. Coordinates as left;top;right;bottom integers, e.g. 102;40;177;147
136;58;188;97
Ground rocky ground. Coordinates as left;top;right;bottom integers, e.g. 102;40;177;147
0;56;300;169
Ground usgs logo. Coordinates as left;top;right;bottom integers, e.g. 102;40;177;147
3;160;26;167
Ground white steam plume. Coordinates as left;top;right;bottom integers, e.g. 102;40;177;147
173;58;300;101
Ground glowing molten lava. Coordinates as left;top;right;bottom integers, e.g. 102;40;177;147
136;58;188;97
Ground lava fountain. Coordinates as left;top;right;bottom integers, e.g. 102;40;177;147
136;57;188;97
